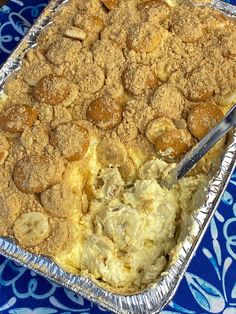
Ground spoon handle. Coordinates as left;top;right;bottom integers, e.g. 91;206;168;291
176;103;236;180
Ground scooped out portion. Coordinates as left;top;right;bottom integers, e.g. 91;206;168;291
0;0;235;293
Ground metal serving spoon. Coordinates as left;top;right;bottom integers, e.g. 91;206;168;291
174;103;236;181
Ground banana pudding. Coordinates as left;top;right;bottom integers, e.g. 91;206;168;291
0;0;236;293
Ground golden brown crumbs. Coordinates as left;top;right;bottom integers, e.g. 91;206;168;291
74;12;104;33
75;63;105;94
20;124;49;154
169;5;204;43
0;0;235;293
0;191;22;236
4;78;31;105
41;183;81;219
116;117;139;142
21;59;52;86
0;105;37;133
0;133;9;149
77;0;104;13
138;0;171;23
101;0;118;10
92;39;125;70
51;105;73;128
46;37;82;65
50;123;90;161
33;75;70;105
97;135;127;167
13;154;65;194
183;65;216;101
37;218;74;255
220;32;236;58
122;63;158;95
126;21;168;52
151;84;185;120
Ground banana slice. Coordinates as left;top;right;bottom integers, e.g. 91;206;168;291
13;212;49;247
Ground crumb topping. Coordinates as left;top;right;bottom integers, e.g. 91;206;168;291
122;63;158;95
151;84;185;120
50;123;90;161
13;154;65;194
0;0;235;293
33;75;70;105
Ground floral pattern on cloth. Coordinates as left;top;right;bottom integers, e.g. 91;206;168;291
0;0;46;61
0;0;236;313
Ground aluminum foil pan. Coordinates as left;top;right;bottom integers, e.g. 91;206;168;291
0;0;236;313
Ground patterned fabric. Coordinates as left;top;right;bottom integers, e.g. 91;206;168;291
0;1;235;313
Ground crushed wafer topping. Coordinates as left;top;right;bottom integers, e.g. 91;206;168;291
0;0;235;293
50;123;90;161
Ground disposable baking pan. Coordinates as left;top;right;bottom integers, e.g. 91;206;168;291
0;0;235;313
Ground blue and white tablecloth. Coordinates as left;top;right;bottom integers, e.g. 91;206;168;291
0;1;236;313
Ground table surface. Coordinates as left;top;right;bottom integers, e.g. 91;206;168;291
0;1;236;313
